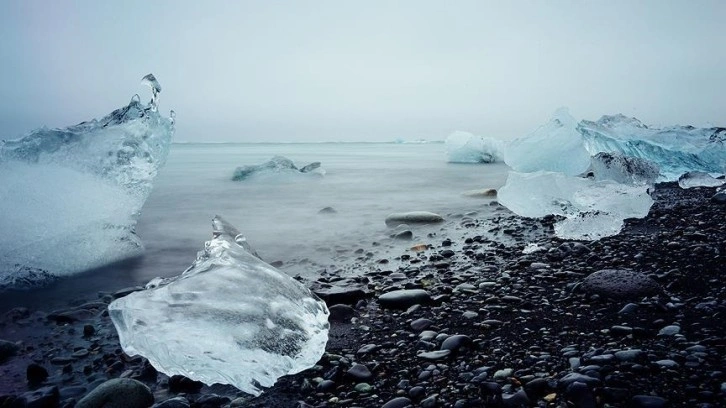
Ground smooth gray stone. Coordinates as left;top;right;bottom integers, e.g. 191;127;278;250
379;289;432;309
385;211;444;227
76;378;153;408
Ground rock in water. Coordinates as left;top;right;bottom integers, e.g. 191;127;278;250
581;269;662;299
0;74;174;289
462;188;497;198
378;289;432;309
108;216;330;396
385;212;444;227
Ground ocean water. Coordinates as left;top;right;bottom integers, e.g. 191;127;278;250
1;142;509;311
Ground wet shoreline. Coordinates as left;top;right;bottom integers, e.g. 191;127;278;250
1;183;725;407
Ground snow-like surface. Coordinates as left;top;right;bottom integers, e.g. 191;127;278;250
504;108;591;176
445;131;504;163
0;77;173;288
108;216;330;396
498;171;653;240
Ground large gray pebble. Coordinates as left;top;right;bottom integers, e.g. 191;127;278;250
76;378;153;408
385;211;444;227
379;289;432;309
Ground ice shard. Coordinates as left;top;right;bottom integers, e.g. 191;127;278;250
677;171;725;189
232;156;325;181
445;131;504;163
108;216;330;396
0;75;173;289
498;171;653;240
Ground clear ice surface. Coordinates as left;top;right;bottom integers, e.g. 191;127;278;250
445;131;504;163
504;108;592;176
0;75;173;289
108;216;330;396
498;171;653;240
590;152;660;185
232;156;326;181
677;171;725;189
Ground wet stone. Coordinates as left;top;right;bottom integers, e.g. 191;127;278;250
631;395;668;408
346;364;373;381
381;396;413;408
378;289;432;309
581;269;662;299
411;318;434;332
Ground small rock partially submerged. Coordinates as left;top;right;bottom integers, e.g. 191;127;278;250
385;211;444;227
461;188;497;198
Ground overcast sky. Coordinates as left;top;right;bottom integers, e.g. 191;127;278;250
1;1;724;142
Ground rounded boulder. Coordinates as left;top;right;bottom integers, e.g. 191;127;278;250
76;378;153;408
581;269;662;299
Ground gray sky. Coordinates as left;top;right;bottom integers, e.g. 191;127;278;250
1;0;724;142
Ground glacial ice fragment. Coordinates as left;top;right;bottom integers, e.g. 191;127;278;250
677;171;725;189
141;73;161;111
445;131;504;163
0;75;173;289
504;108;591;176
579;114;726;180
590;152;660;185
232;156;325;181
108;216;330;396
498;171;653;240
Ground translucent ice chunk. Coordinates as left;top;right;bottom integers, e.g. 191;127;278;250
108;216;330;396
445;131;504;163
498;171;653;240
677;171;725;189
504;108;591;176
232;156;325;181
0;76;173;288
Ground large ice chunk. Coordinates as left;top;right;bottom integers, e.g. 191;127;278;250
445;131;505;163
579;114;726;180
590;152;660;185
108;216;330;396
232;156;325;181
504;108;591;176
0;75;173;289
498;171;653;240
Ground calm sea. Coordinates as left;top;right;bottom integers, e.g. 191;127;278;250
1;142;509;311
